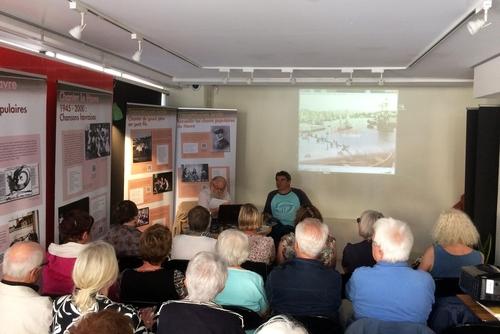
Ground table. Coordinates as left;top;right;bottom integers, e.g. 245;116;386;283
457;294;499;322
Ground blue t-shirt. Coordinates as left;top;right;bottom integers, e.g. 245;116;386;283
270;192;301;226
215;268;268;314
346;261;435;324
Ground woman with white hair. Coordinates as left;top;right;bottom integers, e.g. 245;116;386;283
419;209;483;277
157;252;244;334
342;210;384;274
214;229;268;316
255;315;308;334
51;241;148;334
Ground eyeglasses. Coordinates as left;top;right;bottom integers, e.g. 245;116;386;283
356;217;361;223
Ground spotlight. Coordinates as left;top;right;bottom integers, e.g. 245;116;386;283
131;33;143;62
467;0;492;35
342;68;354;86
220;68;230;84
242;68;254;85
345;78;352;86
68;4;86;40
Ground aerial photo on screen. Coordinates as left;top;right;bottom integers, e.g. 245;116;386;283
298;89;399;174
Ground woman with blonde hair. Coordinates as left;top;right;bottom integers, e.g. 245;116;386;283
419;209;483;277
51;241;149;334
238;203;275;264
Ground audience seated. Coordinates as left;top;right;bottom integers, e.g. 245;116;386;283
42;209;92;296
214;229;268;315
52;241;149;333
157;252;244;334
418;209;482;277
238;203;275;265
120;224;186;306
277;205;337;268
105;200;142;258
266;218;342;318
346;218;435;324
68;309;134;334
0;241;52;334
254;315;308;334
171;205;217;260
342;209;383;275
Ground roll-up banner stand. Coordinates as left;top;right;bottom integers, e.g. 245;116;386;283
124;104;177;230
55;82;112;242
175;108;237;217
0;70;47;268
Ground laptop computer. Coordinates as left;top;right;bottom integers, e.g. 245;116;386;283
217;204;242;227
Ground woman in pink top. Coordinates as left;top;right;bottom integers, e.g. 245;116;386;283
238;203;275;265
41;210;93;296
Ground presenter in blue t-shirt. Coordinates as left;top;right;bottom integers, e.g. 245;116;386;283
263;171;311;244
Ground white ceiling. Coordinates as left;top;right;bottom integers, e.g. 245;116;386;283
0;0;499;86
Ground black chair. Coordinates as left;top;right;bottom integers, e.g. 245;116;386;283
434;278;462;298
222;305;265;330
293;315;342;334
118;256;142;272
162;259;189;273
441;323;500;334
241;261;271;282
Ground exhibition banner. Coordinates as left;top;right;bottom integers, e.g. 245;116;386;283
55;82;112;242
175;108;237;207
124;104;177;229
0;72;46;264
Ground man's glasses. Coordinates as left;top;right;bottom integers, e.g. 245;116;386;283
356;217;361;223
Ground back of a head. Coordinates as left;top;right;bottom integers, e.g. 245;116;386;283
59;209;94;243
295;218;329;258
294;205;323;226
275;170;291;181
185;251;227;302
140;224;172;265
216;229;249;266
238;203;262;231
69;309;134;334
113;200;138;225
2;241;44;280
187;205;211;232
72;241;118;312
358;209;384;239
373;218;414;263
432;209;479;247
255;315;309;334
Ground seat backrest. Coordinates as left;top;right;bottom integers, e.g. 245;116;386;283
222;305;264;330
345;318;435;334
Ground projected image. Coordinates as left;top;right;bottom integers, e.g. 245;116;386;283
298;89;398;174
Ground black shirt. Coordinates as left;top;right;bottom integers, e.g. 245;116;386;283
342;239;376;274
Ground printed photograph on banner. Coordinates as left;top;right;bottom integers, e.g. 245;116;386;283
132;130;153;163
153;171;172;194
181;164;209;183
0;163;40;204
8;210;39;246
137;207;149;226
85;123;111;160
211;126;230;152
57;197;90;243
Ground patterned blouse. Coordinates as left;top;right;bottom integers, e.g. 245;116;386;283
51;294;148;334
104;224;141;257
247;234;275;265
280;232;336;268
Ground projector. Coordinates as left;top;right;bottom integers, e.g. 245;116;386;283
459;264;500;302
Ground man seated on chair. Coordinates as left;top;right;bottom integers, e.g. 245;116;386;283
0;241;52;334
198;176;231;219
171;206;217;260
346;217;435;324
266;218;341;318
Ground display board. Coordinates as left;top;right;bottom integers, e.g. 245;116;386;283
0;72;46;264
124;104;177;229
55;82;112;242
176;108;237;207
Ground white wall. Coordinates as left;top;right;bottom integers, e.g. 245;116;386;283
170;85;483;260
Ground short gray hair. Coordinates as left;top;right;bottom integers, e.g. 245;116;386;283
295;218;329;258
2;241;44;280
185;252;228;302
373;218;414;263
255;315;309;334
216;229;249;266
358;210;384;239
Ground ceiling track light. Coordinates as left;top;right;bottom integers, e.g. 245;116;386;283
131;33;143;62
342;69;354;86
68;1;87;40
242;68;254;85
468;0;492;35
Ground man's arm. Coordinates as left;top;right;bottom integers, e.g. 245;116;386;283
294;188;312;206
263;191;276;216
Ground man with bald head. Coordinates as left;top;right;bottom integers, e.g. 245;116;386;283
0;241;52;334
266;219;341;319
